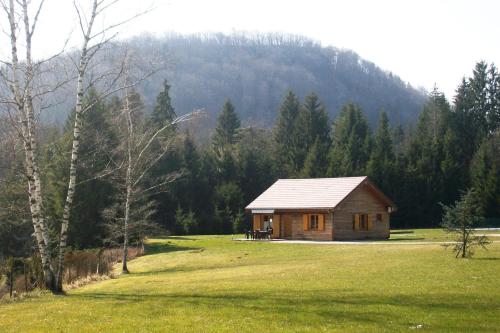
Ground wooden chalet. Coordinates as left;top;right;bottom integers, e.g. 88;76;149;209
245;176;396;241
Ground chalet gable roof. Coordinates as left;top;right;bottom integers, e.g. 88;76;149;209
245;176;396;211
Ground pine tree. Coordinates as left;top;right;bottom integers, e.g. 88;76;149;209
175;206;197;235
301;138;324;178
212;100;240;183
453;62;500;164
294;93;330;176
403;89;452;226
232;210;246;234
150;80;176;128
147;81;182;232
367;111;394;191
306;93;330;145
274;90;300;177
470;134;500;217
292;102;312;173
215;182;243;216
237;127;276;205
441;189;490;258
487;64;500;133
327;103;372;177
440;128;463;204
44;88;118;248
0;168;32;257
213;99;241;148
374;111;394;160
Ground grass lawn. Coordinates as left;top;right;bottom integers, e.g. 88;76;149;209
0;229;499;332
388;228;500;242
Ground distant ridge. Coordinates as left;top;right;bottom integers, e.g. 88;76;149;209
46;32;427;127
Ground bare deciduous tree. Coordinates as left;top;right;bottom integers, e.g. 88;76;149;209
114;83;204;273
55;0;149;291
0;0;153;292
0;0;57;289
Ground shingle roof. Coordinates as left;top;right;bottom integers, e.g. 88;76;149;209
246;176;375;210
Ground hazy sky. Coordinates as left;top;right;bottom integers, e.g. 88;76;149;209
10;0;500;100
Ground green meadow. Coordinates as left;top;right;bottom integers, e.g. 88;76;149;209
1;229;499;332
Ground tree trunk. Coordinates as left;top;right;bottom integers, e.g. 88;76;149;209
461;227;467;258
122;183;131;274
7;0;55;291
462;235;467;258
122;91;134;274
9;260;13;298
22;139;54;289
55;100;83;291
55;0;98;292
24;261;28;293
24;99;55;290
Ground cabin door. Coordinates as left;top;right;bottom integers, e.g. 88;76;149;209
283;214;293;238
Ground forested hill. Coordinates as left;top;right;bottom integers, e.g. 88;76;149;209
47;33;427;126
133;33;426;126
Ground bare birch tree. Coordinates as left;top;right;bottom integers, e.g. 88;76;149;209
0;0;153;292
117;88;203;273
0;0;58;289
107;63;204;272
54;0;159;291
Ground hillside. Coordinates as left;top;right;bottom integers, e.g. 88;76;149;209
46;33;427;126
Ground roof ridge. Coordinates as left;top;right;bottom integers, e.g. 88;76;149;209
277;176;367;181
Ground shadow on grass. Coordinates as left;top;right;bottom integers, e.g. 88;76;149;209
473;257;500;261
151;236;200;241
386;237;425;241
391;230;415;235
71;290;495;331
130;260;273;277
74;290;498;313
144;241;202;255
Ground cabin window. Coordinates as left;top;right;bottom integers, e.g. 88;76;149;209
303;214;324;231
353;213;369;230
360;214;368;230
309;214;319;230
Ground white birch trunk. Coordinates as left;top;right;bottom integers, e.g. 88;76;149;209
122;90;133;274
55;0;98;291
6;0;54;289
122;177;132;274
22;0;54;288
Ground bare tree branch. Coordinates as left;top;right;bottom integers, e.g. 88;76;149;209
134;110;206;167
138;171;184;196
75;160;124;186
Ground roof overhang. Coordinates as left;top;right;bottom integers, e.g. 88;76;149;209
248;208;332;213
250;209;275;214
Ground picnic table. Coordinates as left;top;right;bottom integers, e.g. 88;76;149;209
245;228;273;240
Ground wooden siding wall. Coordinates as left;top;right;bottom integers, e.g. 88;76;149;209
279;213;333;241
333;184;390;240
272;214;280;238
253;215;262;231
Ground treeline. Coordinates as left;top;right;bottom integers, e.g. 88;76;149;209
0;61;499;258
